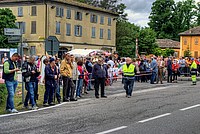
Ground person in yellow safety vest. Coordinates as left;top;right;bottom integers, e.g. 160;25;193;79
190;58;197;85
122;58;137;98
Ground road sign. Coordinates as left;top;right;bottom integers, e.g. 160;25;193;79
4;28;21;36
8;36;21;43
45;36;59;55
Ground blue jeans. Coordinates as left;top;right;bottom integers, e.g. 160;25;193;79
5;80;18;110
56;81;61;101
151;72;157;84
76;78;83;97
24;82;36;107
44;84;55;104
124;78;135;96
87;74;92;91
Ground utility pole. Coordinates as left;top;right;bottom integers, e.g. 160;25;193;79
19;22;24;103
135;38;138;58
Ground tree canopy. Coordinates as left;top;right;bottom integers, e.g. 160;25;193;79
149;0;198;41
0;8;18;48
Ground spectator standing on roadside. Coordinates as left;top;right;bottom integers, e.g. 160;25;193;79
150;57;158;84
157;57;165;84
22;56;40;110
167;56;173;83
85;57;93;91
43;58;58;106
172;59;179;83
3;53;20;113
60;53;77;102
92;58;108;98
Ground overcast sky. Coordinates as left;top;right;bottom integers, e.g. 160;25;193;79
122;0;200;27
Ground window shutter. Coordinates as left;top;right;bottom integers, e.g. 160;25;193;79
75;11;77;20
31;21;36;34
22;22;26;34
67;9;71;19
80;26;82;36
66;24;71;35
60;8;64;17
80;13;82;20
18;7;23;16
90;14;93;22
31;6;37;16
74;25;77;36
96;16;98;23
56;7;59;16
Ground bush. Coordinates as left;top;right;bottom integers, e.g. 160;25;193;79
0;84;7;105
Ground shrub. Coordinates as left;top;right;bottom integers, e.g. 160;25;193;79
0;84;7;105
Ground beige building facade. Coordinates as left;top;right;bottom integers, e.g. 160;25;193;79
0;0;117;57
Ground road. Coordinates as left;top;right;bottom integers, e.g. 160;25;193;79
1;81;200;134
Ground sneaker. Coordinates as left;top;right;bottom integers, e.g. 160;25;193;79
101;96;107;98
76;96;81;99
43;103;49;107
22;105;32;110
49;102;55;106
127;95;131;98
70;98;77;101
11;109;18;113
32;106;39;110
6;109;12;113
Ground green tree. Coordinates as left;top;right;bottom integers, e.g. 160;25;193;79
138;27;158;55
148;0;175;39
149;0;196;41
195;2;200;26
153;47;163;56
163;48;175;57
0;8;17;48
116;21;140;57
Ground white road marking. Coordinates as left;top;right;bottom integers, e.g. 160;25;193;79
109;86;178;98
180;104;200;111
96;126;127;134
138;113;171;123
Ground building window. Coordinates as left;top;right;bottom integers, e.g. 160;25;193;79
194;51;198;58
66;23;71;36
30;46;36;56
107;29;111;40
15;22;26;34
18;7;23;17
100;28;104;39
100;16;104;24
31;6;37;16
56;7;64;17
195;38;199;45
31;21;36;34
184;38;187;45
108;17;112;26
66;9;71;19
56;22;61;34
74;25;82;37
90;14;98;23
75;11;82;20
91;27;96;38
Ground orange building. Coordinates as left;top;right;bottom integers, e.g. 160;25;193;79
179;26;200;58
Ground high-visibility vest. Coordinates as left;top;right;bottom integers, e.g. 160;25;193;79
122;64;135;76
190;61;197;69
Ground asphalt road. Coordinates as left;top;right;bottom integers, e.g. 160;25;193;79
1;81;200;134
